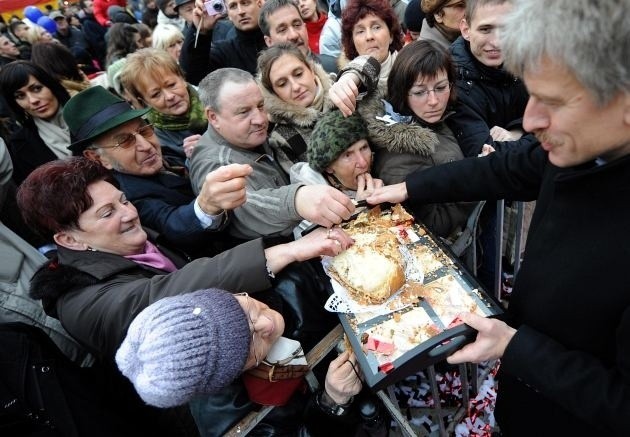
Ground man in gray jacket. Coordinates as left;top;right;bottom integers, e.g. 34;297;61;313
190;68;356;240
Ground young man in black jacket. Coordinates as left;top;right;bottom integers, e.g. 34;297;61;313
180;0;268;84
447;0;537;157
180;0;324;83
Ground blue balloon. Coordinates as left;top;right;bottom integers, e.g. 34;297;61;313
37;16;57;35
24;6;44;23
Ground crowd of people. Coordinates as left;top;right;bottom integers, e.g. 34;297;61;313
0;0;629;436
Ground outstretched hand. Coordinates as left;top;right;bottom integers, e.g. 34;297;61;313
295;185;355;228
489;126;523;142
263;226;354;275
446;312;516;364
197;163;252;214
365;182;408;205
355;173;384;201
329;72;361;117
290;226;354;261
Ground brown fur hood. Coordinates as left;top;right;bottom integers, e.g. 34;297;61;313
357;96;439;157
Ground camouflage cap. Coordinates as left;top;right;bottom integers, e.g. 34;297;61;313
308;110;369;172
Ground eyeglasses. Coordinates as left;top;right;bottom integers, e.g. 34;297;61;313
235;292;260;367
408;82;452;101
263;345;304;366
99;124;155;150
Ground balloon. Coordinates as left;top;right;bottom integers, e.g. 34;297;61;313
37;16;57;35
24;6;44;23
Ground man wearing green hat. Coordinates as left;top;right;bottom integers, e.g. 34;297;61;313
63;85;252;256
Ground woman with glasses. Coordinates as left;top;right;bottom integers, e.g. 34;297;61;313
0;61;71;185
365;40;473;239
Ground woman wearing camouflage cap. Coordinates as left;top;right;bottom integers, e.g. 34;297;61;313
290;109;383;201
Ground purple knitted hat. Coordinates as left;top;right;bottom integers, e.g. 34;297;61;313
115;288;251;407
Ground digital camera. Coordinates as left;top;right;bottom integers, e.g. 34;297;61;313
204;0;226;16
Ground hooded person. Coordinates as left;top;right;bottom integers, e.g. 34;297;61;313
404;0;425;41
107;5;138;24
419;0;465;50
156;0;186;31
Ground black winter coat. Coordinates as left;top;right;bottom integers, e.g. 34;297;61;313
404;143;630;436
0;322;198;437
447;37;538;157
80;14;107;67
180;25;266;85
30;238;271;359
5;120;58;185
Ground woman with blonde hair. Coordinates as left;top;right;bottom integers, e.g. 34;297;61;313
120;48;205;160
257;42;337;164
151;23;184;62
21;24;56;45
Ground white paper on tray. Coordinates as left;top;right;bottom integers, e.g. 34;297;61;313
322;244;424;316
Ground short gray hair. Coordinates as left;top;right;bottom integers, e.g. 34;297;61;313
501;0;630;105
198;68;256;112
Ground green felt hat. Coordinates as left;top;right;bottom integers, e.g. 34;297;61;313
64;86;150;155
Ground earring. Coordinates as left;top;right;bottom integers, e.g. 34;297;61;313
87;246;97;252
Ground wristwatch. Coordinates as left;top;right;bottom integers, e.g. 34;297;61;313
316;390;353;416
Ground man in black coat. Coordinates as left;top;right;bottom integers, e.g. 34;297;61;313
447;0;537;157
51;11;94;70
180;0;268;84
367;0;630;434
179;0;323;83
79;0;107;69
